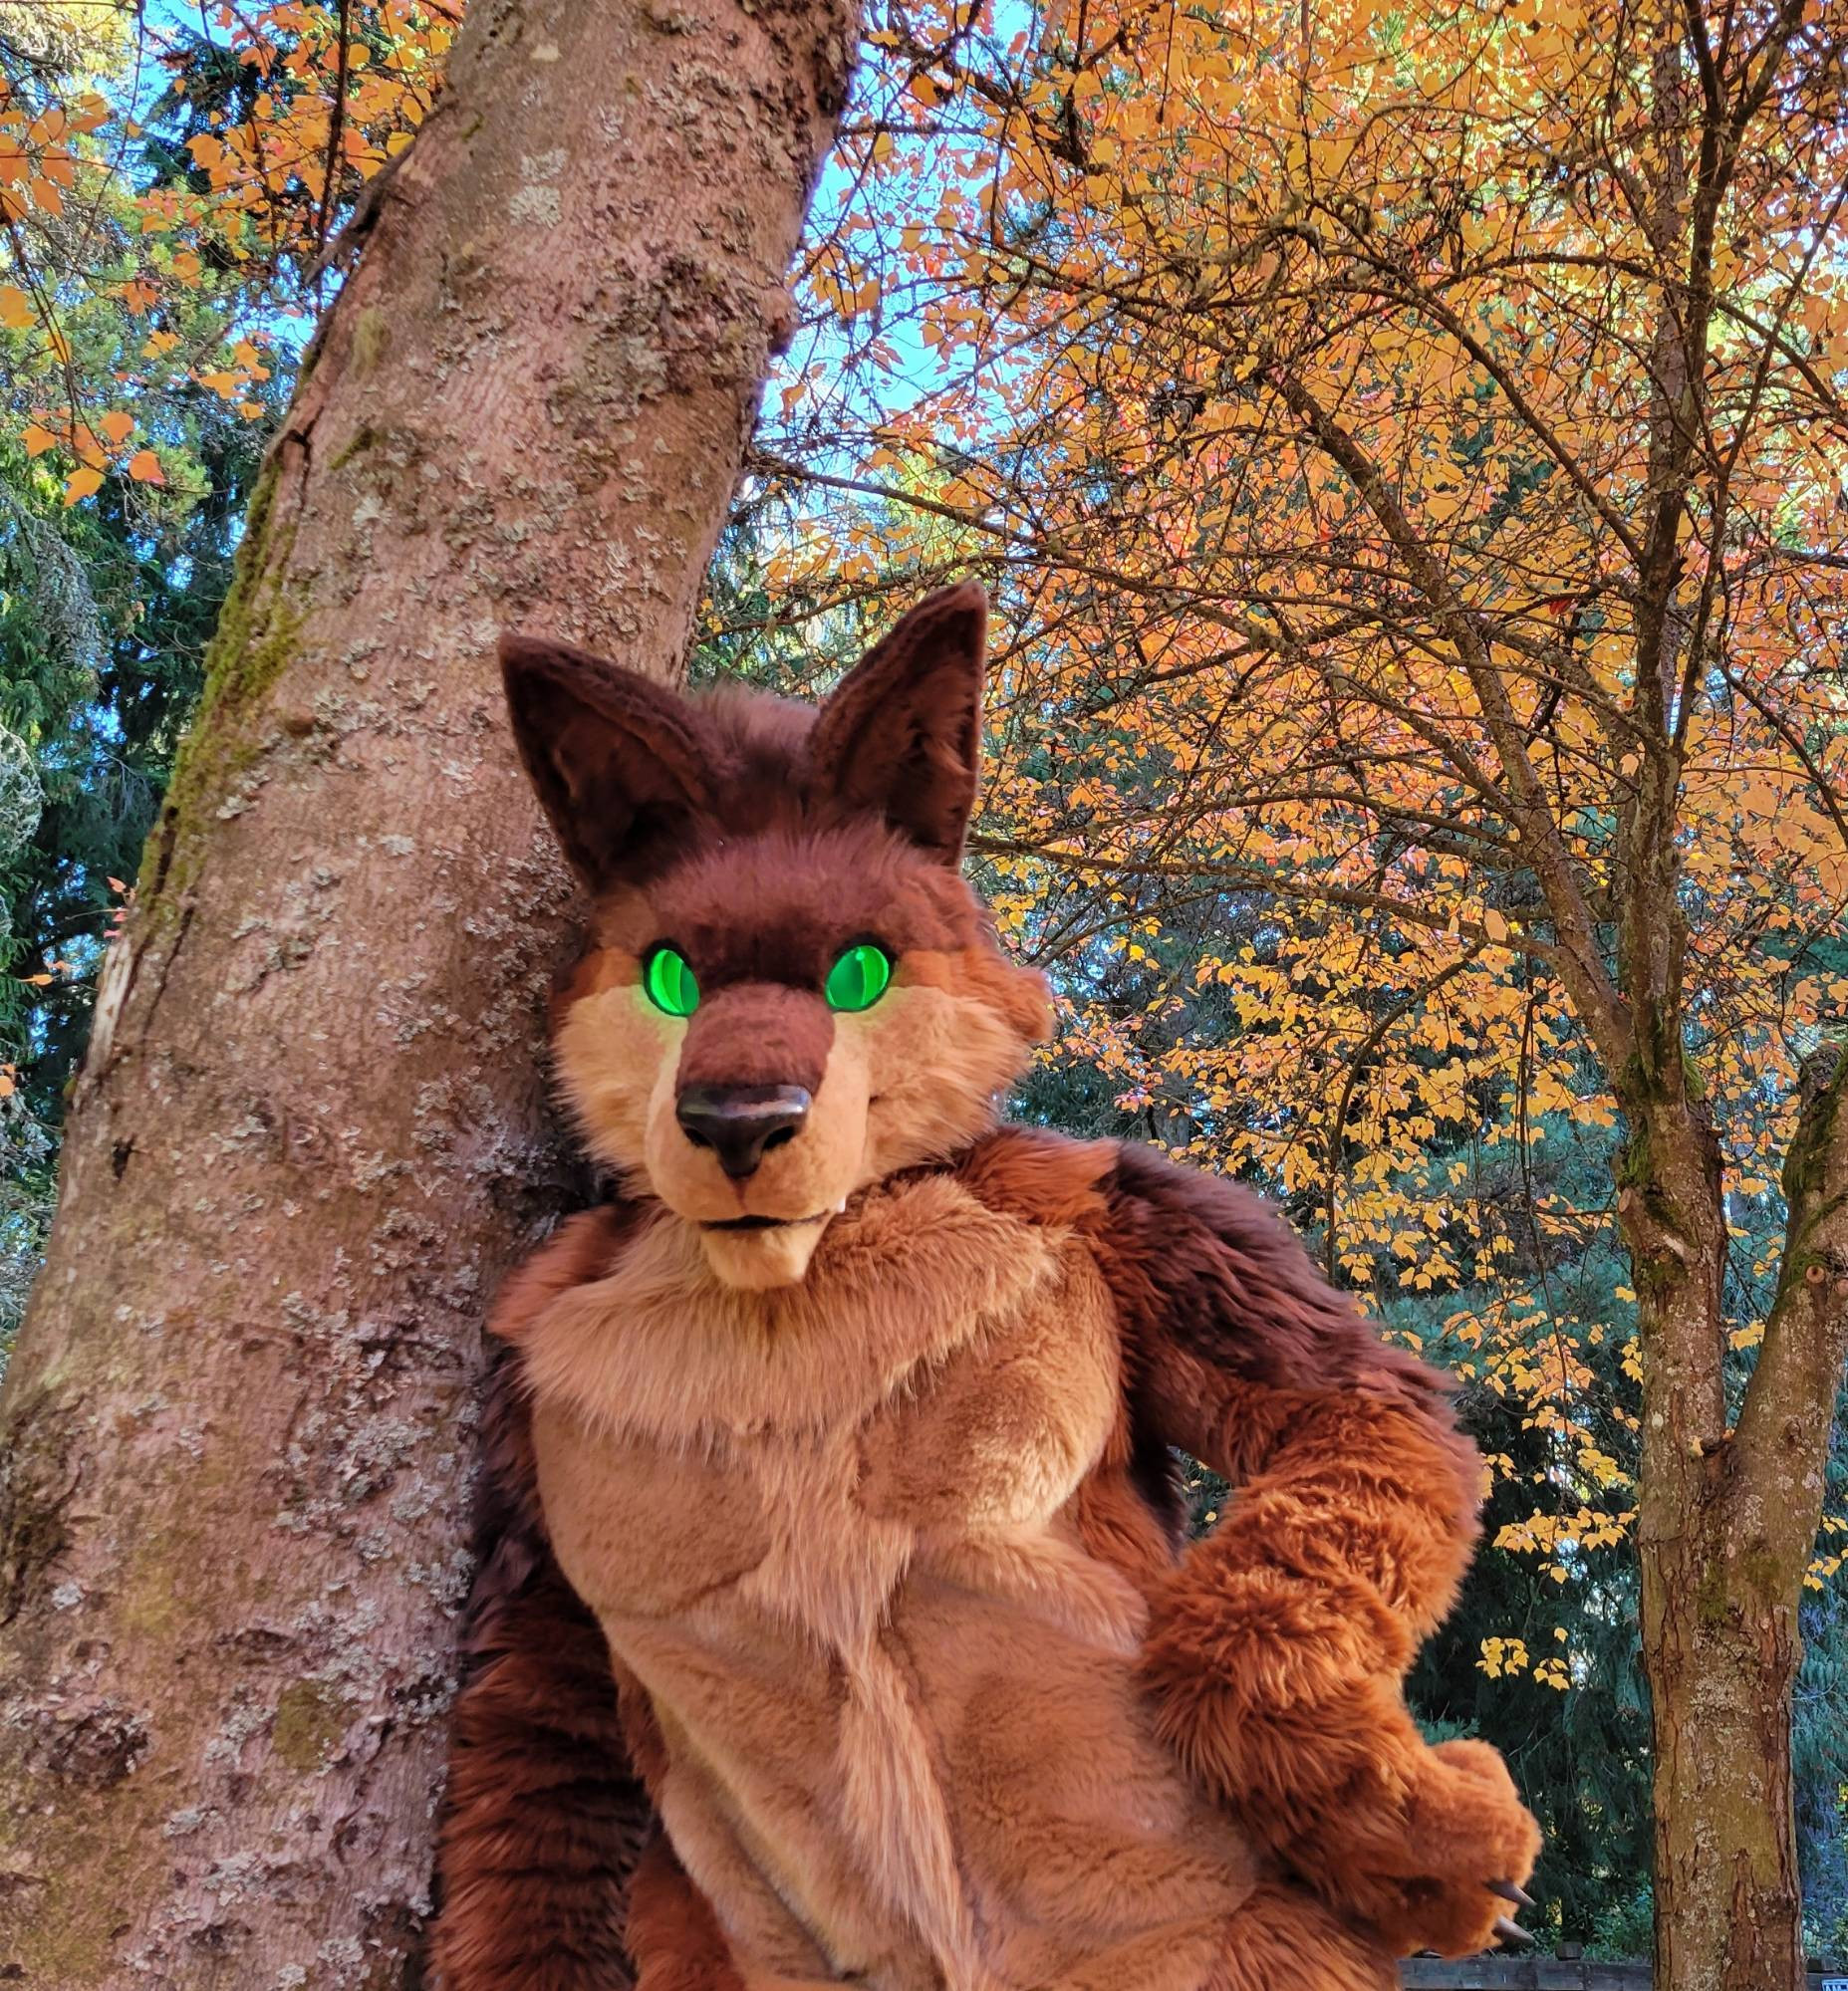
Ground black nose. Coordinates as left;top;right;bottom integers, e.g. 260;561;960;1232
675;1084;812;1180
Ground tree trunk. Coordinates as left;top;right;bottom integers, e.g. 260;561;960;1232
0;2;854;1981
1625;1049;1848;1991
1644;1499;1804;1991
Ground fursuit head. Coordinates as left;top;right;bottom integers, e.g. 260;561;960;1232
429;583;1540;1991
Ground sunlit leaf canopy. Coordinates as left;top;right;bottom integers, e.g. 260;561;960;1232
734;0;1848;1613
0;0;450;1359
0;0;450;503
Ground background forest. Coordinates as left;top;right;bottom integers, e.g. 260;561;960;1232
3;0;1846;1970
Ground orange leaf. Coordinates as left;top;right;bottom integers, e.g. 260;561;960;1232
21;421;57;457
62;465;104;506
0;284;32;330
22;973;54;986
127;449;164;485
100;409;133;446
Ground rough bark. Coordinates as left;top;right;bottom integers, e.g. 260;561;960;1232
1612;619;1841;1991
1623;1046;1848;1991
0;2;855;1982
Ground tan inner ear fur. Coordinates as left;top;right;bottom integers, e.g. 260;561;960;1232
550;943;1049;1289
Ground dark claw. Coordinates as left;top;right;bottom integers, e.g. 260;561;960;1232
1488;1878;1537;1910
1493;1916;1535;1948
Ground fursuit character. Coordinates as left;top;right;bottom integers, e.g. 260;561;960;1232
428;584;1540;1991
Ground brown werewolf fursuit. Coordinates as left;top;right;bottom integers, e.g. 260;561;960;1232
427;583;1539;1990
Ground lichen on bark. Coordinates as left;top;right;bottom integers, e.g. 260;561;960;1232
135;447;303;921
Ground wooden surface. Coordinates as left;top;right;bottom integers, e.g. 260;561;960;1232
1401;1963;1845;1989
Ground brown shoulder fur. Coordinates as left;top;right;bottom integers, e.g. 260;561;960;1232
1094;1141;1539;1958
947;1123;1538;1959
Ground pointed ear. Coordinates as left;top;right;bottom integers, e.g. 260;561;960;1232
810;581;989;865
499;633;712;891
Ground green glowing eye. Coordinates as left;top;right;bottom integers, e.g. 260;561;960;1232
643;946;698;1017
825;942;893;1013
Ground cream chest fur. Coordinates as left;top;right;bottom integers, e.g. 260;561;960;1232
522;1173;1258;1991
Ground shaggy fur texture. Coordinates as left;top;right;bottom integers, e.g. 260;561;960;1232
428;585;1538;1990
429;1214;653;1991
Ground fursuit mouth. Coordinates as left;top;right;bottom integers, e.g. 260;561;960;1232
701;1209;838;1233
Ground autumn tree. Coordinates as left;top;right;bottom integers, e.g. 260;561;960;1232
1;0;423;1353
0;1;856;1982
752;1;1848;1983
1;12;316;1347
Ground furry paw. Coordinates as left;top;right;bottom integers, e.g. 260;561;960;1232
1293;1737;1542;1959
1138;1570;1540;1958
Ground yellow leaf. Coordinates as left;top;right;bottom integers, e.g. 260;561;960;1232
62;466;104;506
1482;908;1509;943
